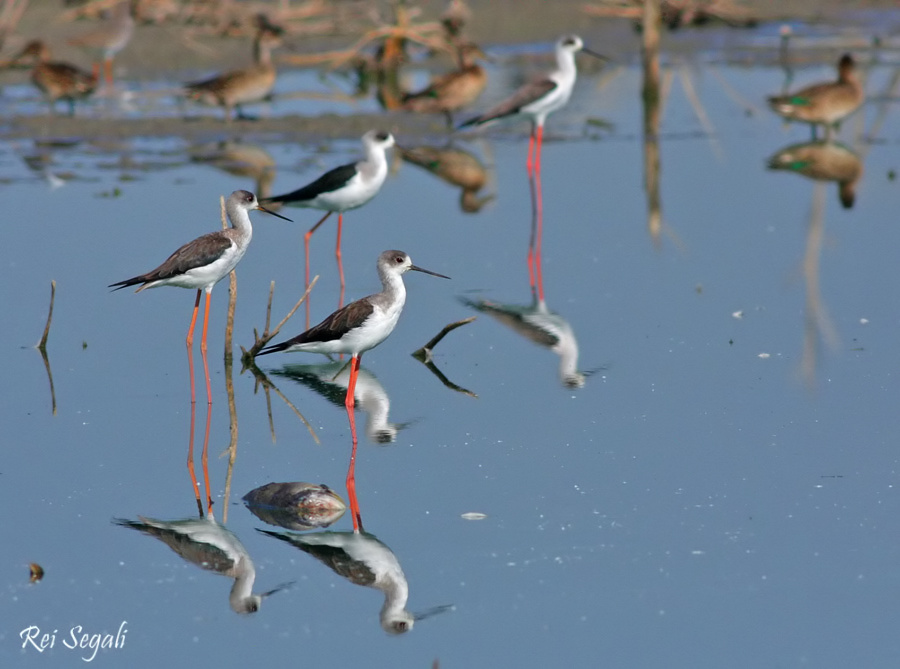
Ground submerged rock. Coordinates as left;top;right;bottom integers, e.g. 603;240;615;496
243;482;346;530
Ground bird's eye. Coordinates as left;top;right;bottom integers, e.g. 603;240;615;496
376;131;390;141
394;256;403;264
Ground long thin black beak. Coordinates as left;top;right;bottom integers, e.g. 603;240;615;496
260;581;296;598
410;265;451;279
414;604;455;621
257;204;293;222
582;47;608;61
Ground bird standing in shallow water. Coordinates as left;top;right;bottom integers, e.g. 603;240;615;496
256;250;449;413
185;23;282;122
263;130;396;294
67;0;135;88
768;54;864;141
402;42;488;128
110;190;291;404
459;35;604;177
13;40;97;116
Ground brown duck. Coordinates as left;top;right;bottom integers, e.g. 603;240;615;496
13;40;97;116
768;54;864;140
185;26;281;122
401;43;487;128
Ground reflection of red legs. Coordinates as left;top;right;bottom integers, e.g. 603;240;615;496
200;291;213;405
187;399;214;517
345;434;361;532
186;399;202;515
344;354;362;532
200;401;213;514
186;290;201;404
304;211;332;328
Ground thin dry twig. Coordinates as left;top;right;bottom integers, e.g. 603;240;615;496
220;351;239;522
412;316;475;362
37;280;55;352
411;317;477;398
38;346;57;415
222;195;237;362
245;361;320;444
241;275;319;363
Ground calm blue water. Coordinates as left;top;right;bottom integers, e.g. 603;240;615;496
3;23;900;669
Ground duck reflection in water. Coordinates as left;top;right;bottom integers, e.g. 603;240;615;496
271;361;411;444
189;139;276;201
398;142;494;214
767;141;863;209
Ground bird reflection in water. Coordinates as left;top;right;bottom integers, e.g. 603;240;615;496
766;142;861;386
640;0;664;246
189;139;276;201
271;361;411;444
458;201;590;389
259;526;450;633
767;141;862;209
398;142;494;213
114;401;291;613
461;294;588;389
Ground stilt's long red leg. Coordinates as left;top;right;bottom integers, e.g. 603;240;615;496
534;123;545;302
104;58;113;87
305;211;332;328
527;124;540;293
525;127;536;178
186;290;201;404
534;123;545;177
200;291;213;405
344;354;362;532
